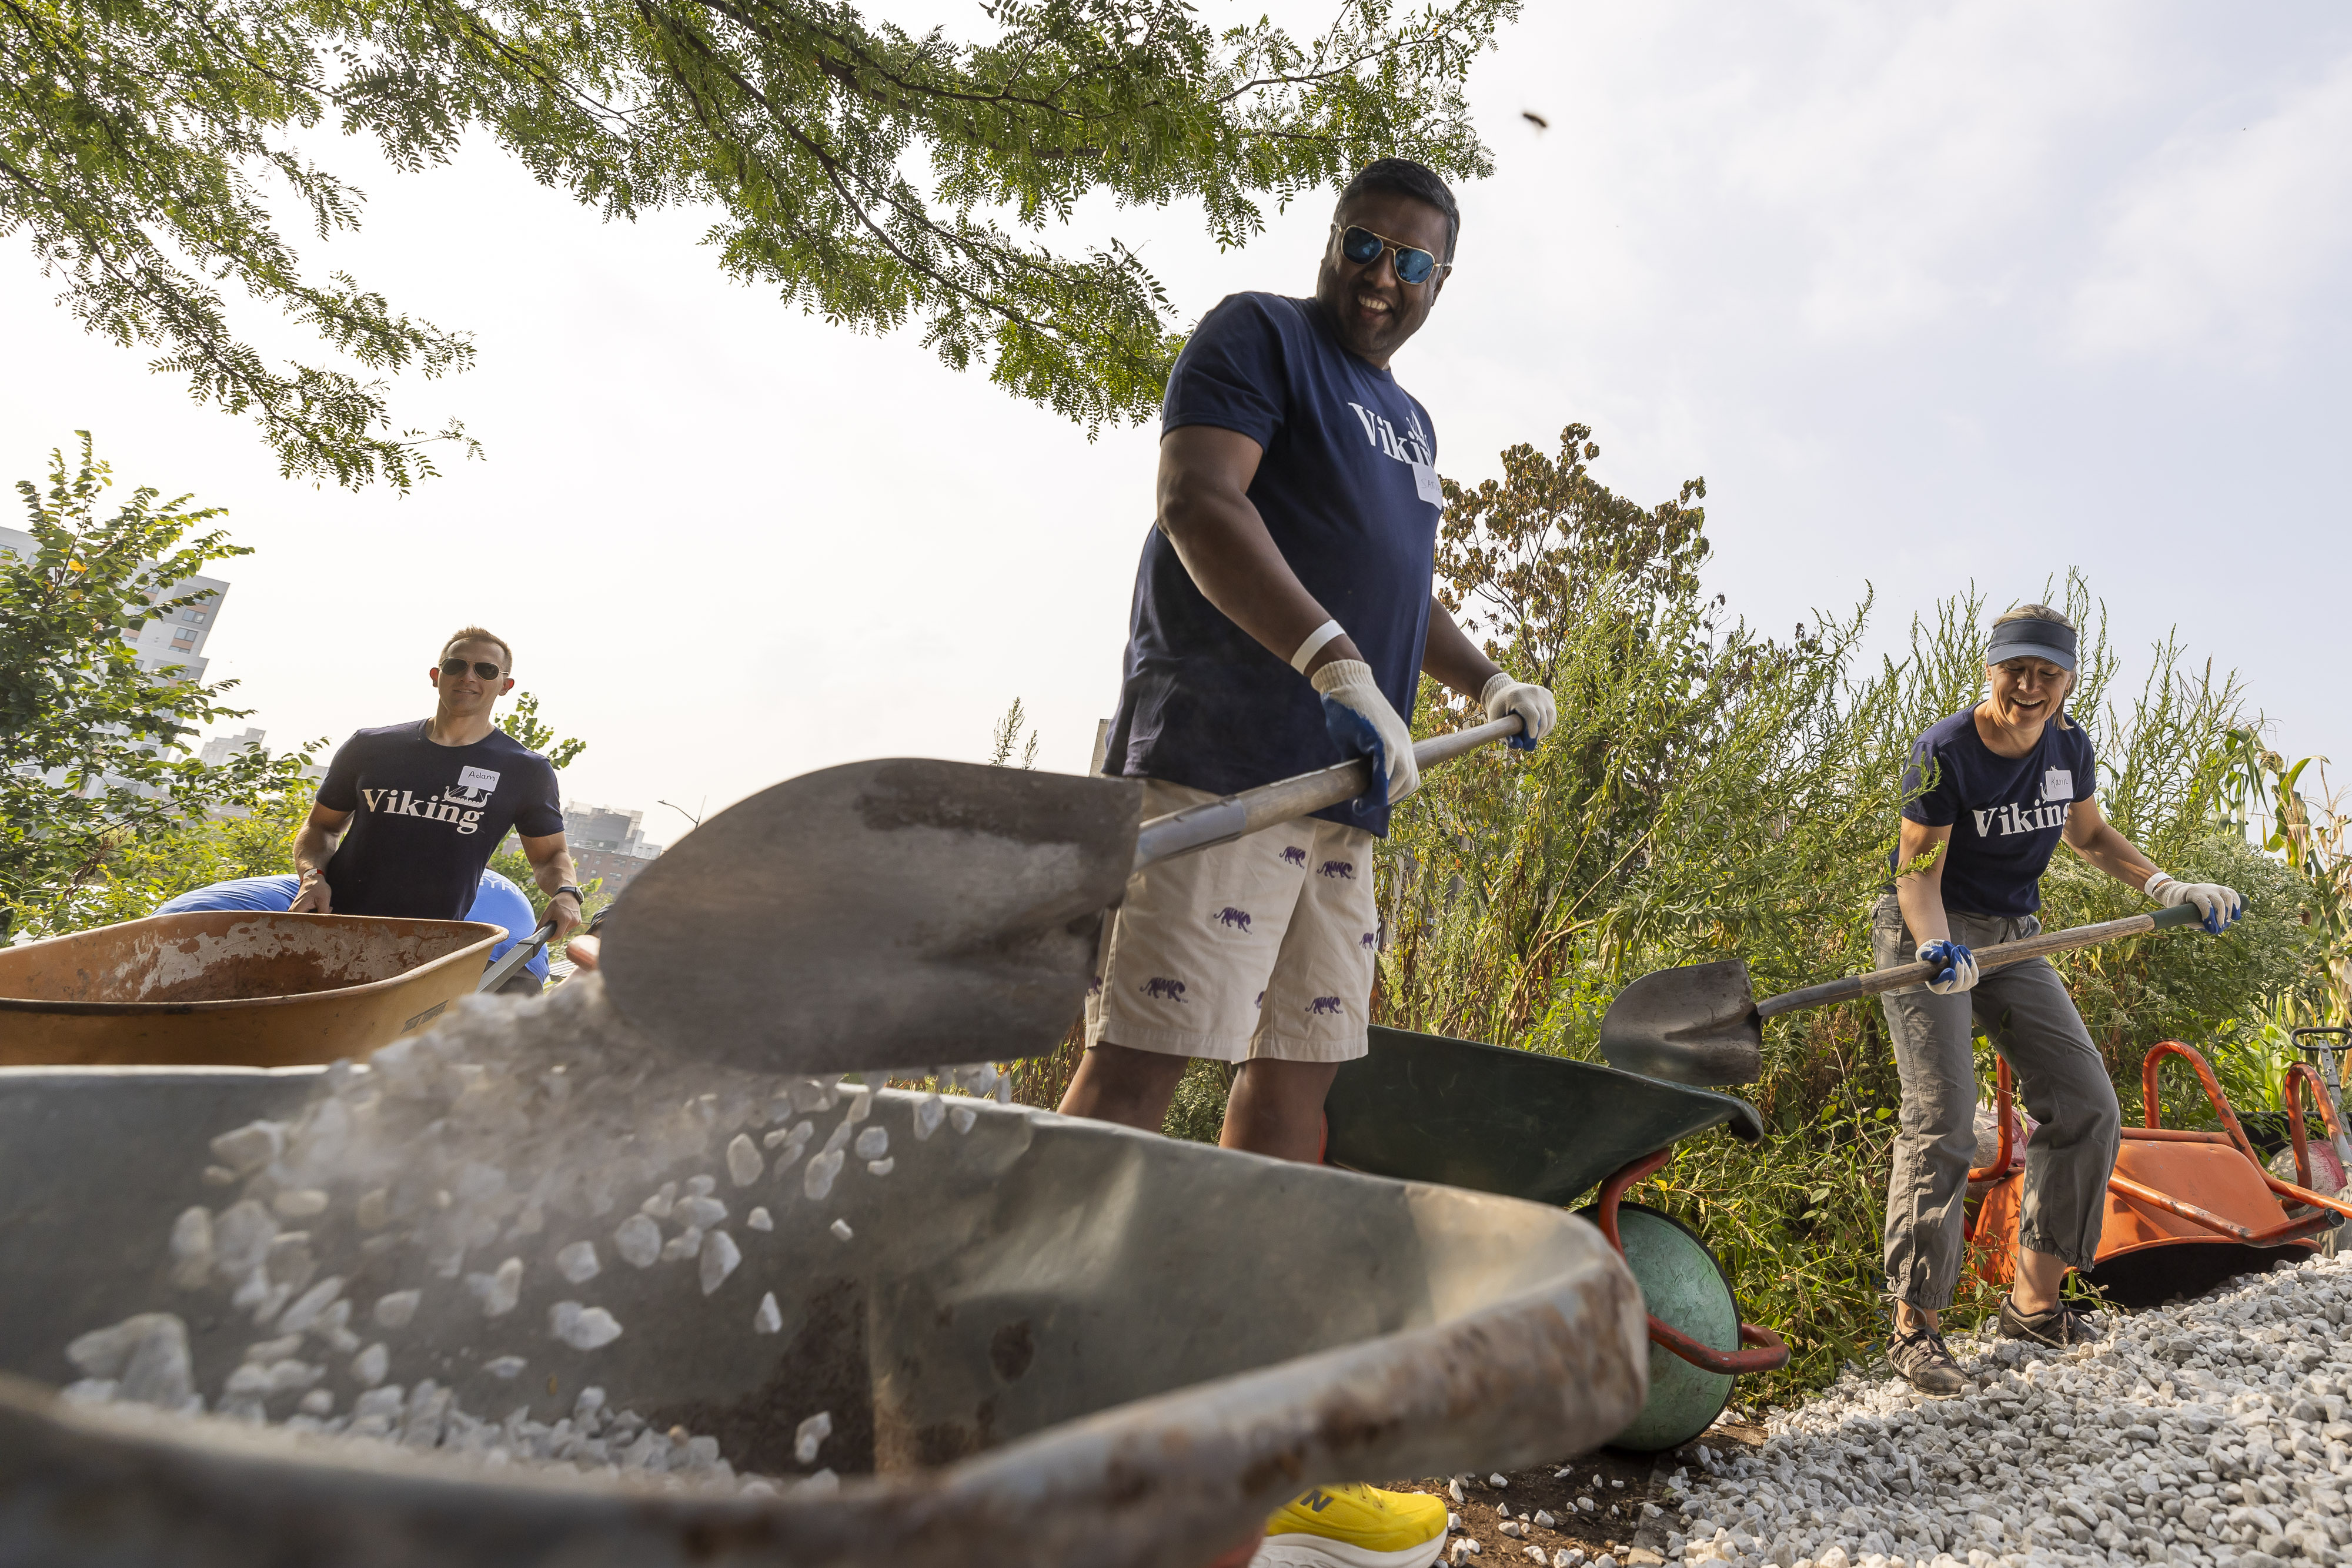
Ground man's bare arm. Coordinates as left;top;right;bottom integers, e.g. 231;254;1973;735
520;831;583;938
1157;426;1365;676
289;804;351;912
1422;596;1502;700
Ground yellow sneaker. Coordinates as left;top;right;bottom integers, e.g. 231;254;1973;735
1250;1483;1449;1568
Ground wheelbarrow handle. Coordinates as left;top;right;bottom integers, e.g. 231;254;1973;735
1131;715;1525;870
477;918;559;994
1755;904;2208;1021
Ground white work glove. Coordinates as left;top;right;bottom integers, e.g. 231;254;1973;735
1918;940;1978;995
2146;873;2244;934
1479;671;1556;751
1311;659;1419;805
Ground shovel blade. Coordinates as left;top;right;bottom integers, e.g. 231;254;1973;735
1596;960;1765;1086
599;759;1143;1076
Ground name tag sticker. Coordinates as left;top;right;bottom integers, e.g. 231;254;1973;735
2043;767;2072;800
1412;463;1443;506
458;766;502;794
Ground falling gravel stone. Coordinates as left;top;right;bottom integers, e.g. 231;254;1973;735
549;1301;623;1350
913;1095;946;1141
1489;1474;1509;1488
699;1231;741;1295
68;1313;195;1409
754;1292;783;1335
747;1207;773;1232
208;1121;284;1176
804;1149;846;1201
794;1410;833;1465
373;1290;422;1330
950;1105;977;1134
272;1188;330;1219
297;1389;333;1416
613;1213;662;1268
680;1195;727;1229
467;1257;523;1318
483;1356;527;1379
168;1207;213;1289
212;1200;277;1280
853;1126;888;1161
725;1134;764;1187
351;1343;390;1386
275;1276;346;1334
829;1219;853;1242
640;1182;677;1218
660;1225;704;1262
556;1241;600;1283
867;1158;894;1177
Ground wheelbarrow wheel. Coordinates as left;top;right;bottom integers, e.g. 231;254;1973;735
1575;1201;1739;1452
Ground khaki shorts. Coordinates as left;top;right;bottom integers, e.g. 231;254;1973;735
1084;779;1379;1064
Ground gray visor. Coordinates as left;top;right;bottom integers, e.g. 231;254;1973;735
1986;616;2077;672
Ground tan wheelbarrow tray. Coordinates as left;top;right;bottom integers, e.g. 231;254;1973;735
1972;1039;2352;1300
0;912;505;1067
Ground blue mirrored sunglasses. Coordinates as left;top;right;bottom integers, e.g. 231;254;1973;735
1333;224;1447;286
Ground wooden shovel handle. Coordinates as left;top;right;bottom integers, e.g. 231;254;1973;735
1754;902;2206;1020
1132;715;1525;870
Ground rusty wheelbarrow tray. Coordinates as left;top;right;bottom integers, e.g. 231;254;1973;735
0;1065;1648;1568
0;912;503;1068
1971;1039;2352;1302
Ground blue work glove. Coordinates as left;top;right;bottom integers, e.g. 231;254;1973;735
1311;659;1417;811
1918;939;1978;995
2146;874;2244;935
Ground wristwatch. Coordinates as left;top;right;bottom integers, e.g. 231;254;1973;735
553;884;586;905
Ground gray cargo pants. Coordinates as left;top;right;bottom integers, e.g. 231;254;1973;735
1873;892;2120;1310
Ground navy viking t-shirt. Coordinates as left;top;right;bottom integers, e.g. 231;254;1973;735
316;723;564;921
1105;293;1442;837
1892;708;2098;918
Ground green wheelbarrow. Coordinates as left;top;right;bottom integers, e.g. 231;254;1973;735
1324;1025;1790;1452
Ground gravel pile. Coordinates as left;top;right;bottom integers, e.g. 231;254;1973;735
1663;1254;2352;1568
52;976;1009;1494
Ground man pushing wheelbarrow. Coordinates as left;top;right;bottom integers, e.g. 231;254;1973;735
1876;603;2241;1393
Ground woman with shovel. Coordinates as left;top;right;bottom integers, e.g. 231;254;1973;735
1879;604;2242;1395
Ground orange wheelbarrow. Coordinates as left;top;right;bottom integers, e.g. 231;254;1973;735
1970;1039;2352;1302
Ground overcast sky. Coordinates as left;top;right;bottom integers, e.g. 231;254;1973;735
5;1;2347;841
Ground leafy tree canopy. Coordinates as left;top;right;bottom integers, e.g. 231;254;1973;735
1;434;318;935
2;0;1515;489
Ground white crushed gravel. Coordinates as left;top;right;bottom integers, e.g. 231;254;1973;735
1666;1252;2352;1568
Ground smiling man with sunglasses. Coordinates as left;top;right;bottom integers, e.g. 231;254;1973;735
289;627;580;961
1061;159;1555;1568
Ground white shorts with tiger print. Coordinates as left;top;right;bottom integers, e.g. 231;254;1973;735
1084;778;1379;1065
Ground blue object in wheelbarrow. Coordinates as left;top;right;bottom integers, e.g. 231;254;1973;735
1325;1025;1791;1451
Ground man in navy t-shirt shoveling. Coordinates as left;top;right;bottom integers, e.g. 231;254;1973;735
1058;159;1558;1568
291;627;584;954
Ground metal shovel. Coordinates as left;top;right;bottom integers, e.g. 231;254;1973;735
1599;902;2213;1086
597;716;1525;1075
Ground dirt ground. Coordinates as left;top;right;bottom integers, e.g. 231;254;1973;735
1385;1412;1770;1563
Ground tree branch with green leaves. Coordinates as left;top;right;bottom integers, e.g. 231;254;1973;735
1;0;1516;489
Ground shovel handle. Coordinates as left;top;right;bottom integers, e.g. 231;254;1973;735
477;918;557;994
1132;714;1525;870
1753;902;2207;1020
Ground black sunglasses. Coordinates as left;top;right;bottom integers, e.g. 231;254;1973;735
440;657;503;680
1332;224;1448;286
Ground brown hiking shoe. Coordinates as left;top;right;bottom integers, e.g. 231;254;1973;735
1998;1296;2104;1348
1888;1323;1967;1396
